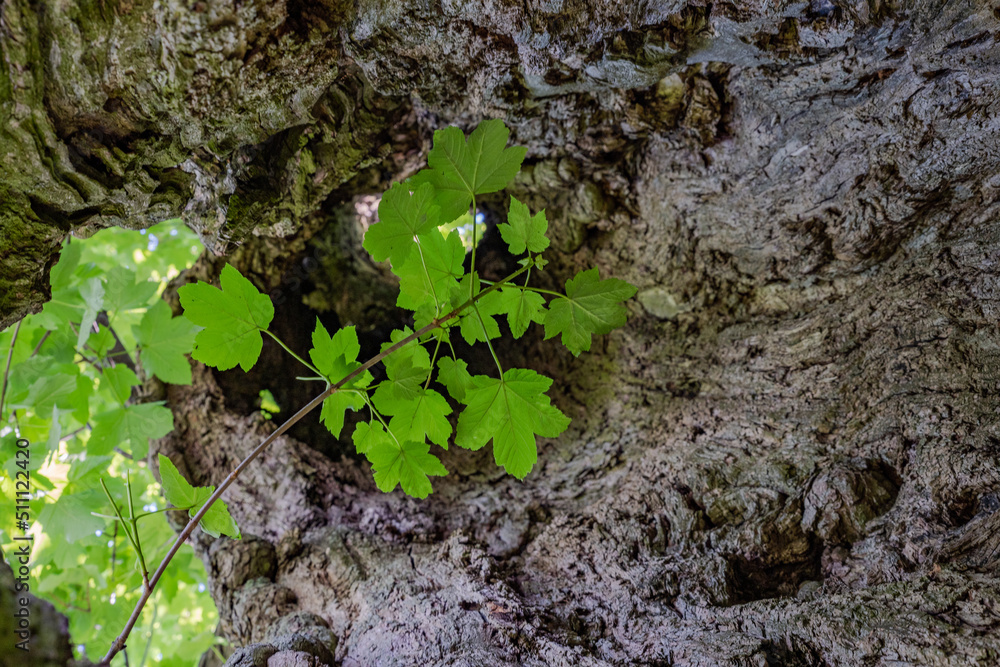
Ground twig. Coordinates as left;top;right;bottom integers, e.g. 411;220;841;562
102;317;138;374
30;330;50;358
60;423;91;443
98;259;535;665
125;473;151;590
111;522;119;580
42;590;92;614
0;319;22;423
99;479;146;585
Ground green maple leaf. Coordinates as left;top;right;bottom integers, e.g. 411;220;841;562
455;275;503;345
497;196;549;255
352;421;393;456
386;388;452;449
458;304;502;345
321;390;367;439
372;356;428;412
455;368;570;479
134;300;199;385
178;264;274;372
88;403;174;458
372;328;432;408
67;455;114;483
103;267;158;315
437;357;474;401
15;366;80;415
197;497;242;539
158;454;240;539
543;268;637;356
367;439;448;499
158;455;212;509
77;277;105;349
86;325;116;359
50;239;82;290
309;320;368;384
363;182;440;266
395;229;465;312
101;365;138;404
36;326;77;365
499;286;546;339
309;321;372;438
409;119;527;222
38;485;105;544
32;242;84;332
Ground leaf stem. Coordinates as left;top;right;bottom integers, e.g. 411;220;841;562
414;239;442;316
472;305;504;376
99;258;535;666
263;329;323;377
0;319;22;423
469;196;478;301
362;393;401;449
92;504;192;523
99;479;144;577
125;473;151;590
479;280;562;299
424;335;444;391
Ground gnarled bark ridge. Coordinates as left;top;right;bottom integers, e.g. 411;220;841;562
4;0;1000;665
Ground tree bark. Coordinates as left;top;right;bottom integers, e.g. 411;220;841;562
4;0;1000;665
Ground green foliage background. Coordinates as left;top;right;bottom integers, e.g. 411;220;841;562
0;220;220;665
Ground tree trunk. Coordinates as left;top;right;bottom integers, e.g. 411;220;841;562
4;0;1000;665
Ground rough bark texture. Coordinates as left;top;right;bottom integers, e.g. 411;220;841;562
4;0;1000;665
0;558;75;666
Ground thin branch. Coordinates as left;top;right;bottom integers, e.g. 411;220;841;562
30;330;50;358
93;505;195;522
111;522;119;580
424;335;444;391
125;473;151;590
0;319;22;423
101;316;138;374
59;423;91;443
42;590;92;614
99;479;142;562
99;258;535;665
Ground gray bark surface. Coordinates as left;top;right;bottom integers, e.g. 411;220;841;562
0;558;74;666
4;0;1000;665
